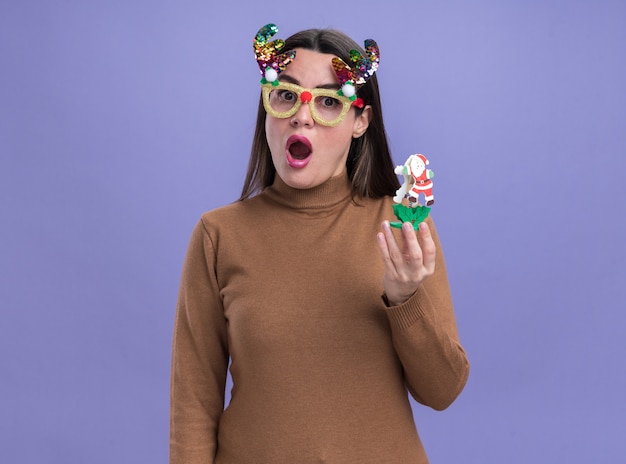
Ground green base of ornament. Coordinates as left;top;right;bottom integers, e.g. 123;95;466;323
391;204;431;230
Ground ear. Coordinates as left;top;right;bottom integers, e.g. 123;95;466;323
352;105;372;138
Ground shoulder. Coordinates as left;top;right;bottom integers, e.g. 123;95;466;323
197;193;276;235
354;194;395;215
200;199;253;223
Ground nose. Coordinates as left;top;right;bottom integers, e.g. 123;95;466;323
290;98;314;127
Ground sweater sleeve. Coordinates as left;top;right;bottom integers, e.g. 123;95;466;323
383;217;470;411
170;219;229;463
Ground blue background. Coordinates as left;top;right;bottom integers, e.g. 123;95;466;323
2;0;625;462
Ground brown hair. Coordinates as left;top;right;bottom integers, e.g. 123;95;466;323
239;28;400;200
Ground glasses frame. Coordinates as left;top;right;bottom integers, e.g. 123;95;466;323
261;81;354;127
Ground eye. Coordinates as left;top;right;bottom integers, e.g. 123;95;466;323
277;90;297;102
320;96;340;108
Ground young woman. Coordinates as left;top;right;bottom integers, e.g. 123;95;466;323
170;24;469;464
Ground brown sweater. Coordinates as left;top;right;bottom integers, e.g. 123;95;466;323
170;173;469;464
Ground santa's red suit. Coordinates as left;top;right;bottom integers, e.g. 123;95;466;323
408;155;434;205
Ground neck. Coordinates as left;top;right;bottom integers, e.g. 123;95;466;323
265;172;353;210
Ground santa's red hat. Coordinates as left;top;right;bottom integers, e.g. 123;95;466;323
415;154;429;165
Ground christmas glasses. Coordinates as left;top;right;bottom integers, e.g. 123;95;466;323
261;81;354;127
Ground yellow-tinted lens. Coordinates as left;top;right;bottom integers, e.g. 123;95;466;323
312;95;346;123
268;88;299;113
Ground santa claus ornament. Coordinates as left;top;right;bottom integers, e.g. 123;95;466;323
391;154;435;230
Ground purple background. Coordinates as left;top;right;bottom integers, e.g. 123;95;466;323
2;1;625;462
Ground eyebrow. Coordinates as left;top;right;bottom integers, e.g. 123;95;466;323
279;74;340;90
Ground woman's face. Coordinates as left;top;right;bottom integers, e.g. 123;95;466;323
265;48;371;190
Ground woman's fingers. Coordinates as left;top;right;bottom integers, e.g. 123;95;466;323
377;220;437;306
401;222;423;268
376;221;398;274
417;221;436;274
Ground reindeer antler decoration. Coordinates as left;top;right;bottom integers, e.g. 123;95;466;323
332;39;380;108
254;24;296;85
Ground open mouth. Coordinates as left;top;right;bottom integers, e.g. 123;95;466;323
285;135;312;168
289;141;311;159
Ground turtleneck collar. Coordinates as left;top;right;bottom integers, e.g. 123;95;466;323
263;171;353;211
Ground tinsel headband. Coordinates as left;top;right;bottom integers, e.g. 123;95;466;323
253;24;380;107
